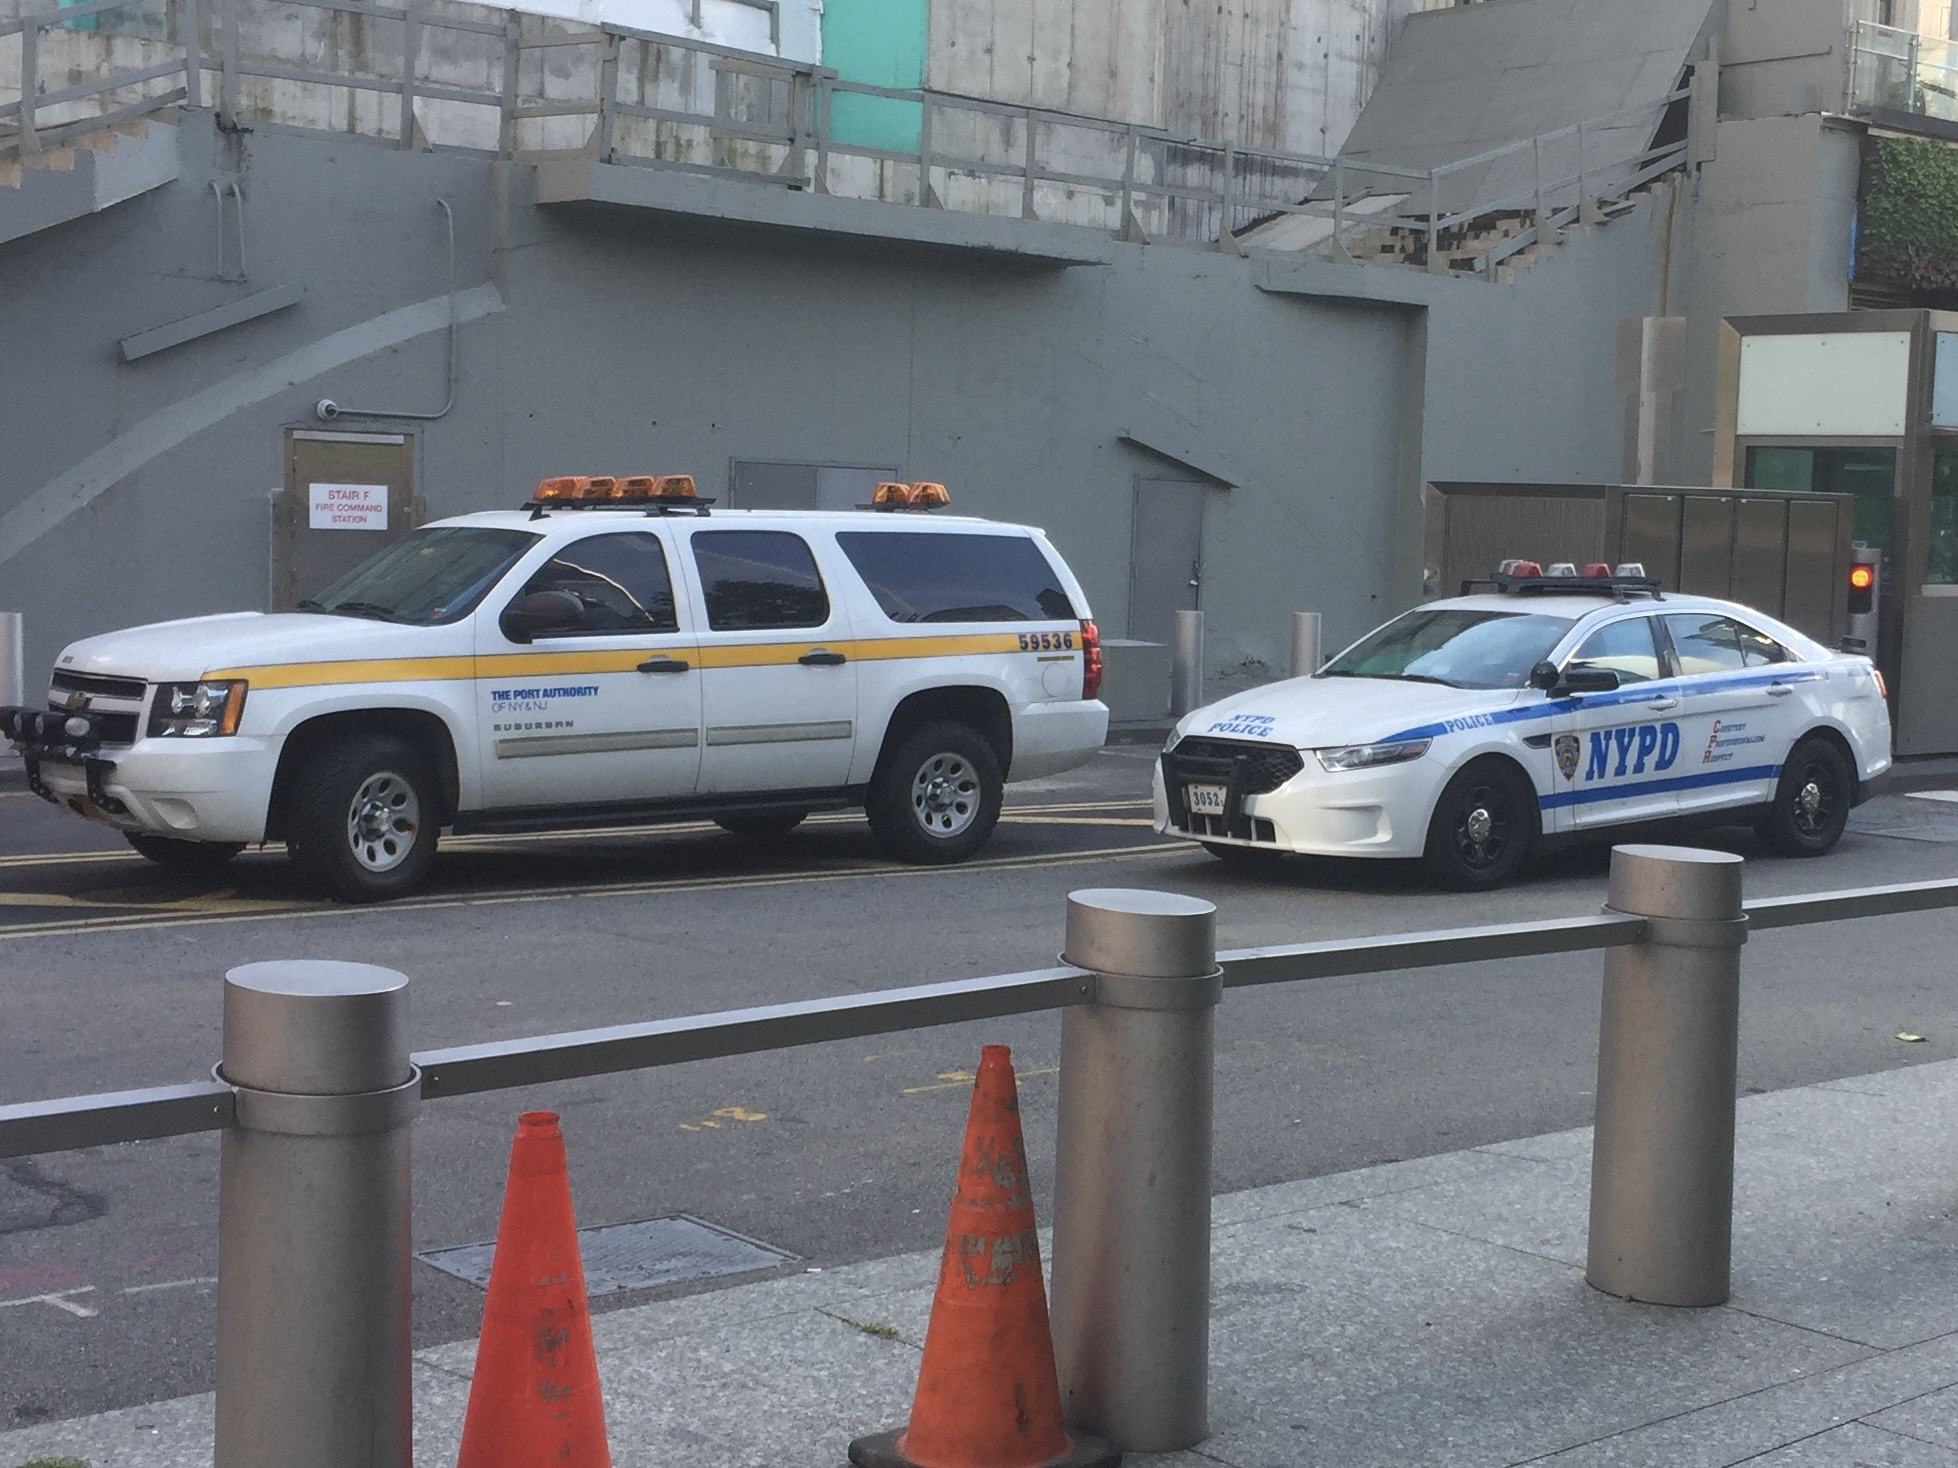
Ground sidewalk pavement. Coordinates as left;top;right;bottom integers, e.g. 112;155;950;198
9;1057;1958;1468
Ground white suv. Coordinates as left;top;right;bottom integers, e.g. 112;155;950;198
3;476;1109;901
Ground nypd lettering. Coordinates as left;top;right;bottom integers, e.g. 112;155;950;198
1207;713;1277;738
1575;721;1681;782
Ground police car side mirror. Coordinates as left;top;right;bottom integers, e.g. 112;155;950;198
1528;661;1560;691
1556;668;1621;695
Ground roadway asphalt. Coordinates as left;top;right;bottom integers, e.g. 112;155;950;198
4;748;1958;1427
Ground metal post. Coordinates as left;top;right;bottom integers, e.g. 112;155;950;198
1425;166;1443;275
1218;137;1234;251
1021;107;1038;219
814;74;831;193
1586;845;1747;1308
917;89;934;206
1169;608;1203;718
1330;155;1347;261
19;17;40;154
183;0;203;111
215;961;419;1468
1120;123;1136;233
399;5;419;149
1051;888;1219;1453
1289;611;1322;679
0;613;24;708
597;31;619;164
220;0;238;129
499;21;519;159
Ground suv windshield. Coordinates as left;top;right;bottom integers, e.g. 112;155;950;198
299;527;540;625
1319;609;1572;690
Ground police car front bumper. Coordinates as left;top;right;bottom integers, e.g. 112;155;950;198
15;727;279;844
1151;739;1433;859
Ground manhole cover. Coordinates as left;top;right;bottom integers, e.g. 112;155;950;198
417;1214;798;1294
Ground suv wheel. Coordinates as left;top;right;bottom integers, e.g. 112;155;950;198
1422;758;1537;891
715;811;808;840
867;722;1003;865
286;734;439;902
1757;736;1852;857
127;833;245;870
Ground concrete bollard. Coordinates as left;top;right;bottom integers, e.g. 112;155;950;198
1586;845;1747;1307
215;961;420;1468
1051;888;1219;1452
1290;611;1322;679
1169;610;1203;717
0;613;23;708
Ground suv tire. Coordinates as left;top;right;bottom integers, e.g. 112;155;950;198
867;721;1003;865
1422;757;1537;891
127;833;245;869
1757;736;1852;857
715;811;808;840
286;733;439;902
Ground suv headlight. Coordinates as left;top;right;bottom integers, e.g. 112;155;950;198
1314;738;1431;772
148;680;248;738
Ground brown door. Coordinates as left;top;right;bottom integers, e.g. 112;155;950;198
273;431;423;610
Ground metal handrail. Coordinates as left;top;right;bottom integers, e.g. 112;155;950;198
5;874;1956;1162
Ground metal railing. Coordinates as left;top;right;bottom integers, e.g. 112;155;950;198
2;857;1956;1459
1851;20;1958;124
0;0;1690;265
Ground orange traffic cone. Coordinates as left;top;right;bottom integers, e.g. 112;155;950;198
455;1111;613;1468
849;1046;1119;1468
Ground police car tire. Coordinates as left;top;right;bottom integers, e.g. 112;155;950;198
866;722;1003;866
1757;737;1852;858
715;811;808;839
1421;758;1538;891
286;734;439;903
126;833;245;869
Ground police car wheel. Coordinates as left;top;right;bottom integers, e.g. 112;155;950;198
126;833;245;870
1422;759;1537;891
715;811;808;840
287;734;439;902
867;722;1003;865
1757;737;1852;858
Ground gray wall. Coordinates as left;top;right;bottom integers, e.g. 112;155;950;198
0;110;1669;709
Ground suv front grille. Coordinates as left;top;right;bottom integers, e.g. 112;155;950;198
51;670;148;702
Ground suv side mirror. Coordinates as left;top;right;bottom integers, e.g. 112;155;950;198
499;589;582;644
1528;661;1560;691
1557;667;1621;695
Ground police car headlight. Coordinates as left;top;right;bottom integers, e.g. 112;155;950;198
1314;738;1431;772
148;680;248;738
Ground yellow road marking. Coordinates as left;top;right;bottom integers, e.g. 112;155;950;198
901;1064;1059;1095
0;842;1188;940
997;816;1155;827
678;1104;770;1132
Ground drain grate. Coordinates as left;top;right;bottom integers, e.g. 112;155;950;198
417;1214;799;1294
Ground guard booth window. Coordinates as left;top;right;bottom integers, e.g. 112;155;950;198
1930;448;1958;586
1745;446;1897;550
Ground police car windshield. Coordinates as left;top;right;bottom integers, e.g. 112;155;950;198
1319;609;1572;690
300;527;541;625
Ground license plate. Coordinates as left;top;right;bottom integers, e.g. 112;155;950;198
1185;784;1228;816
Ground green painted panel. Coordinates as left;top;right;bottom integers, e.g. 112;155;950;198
821;0;926;152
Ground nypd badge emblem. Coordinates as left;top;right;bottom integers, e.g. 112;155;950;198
1553;733;1581;782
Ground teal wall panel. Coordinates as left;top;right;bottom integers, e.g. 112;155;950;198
821;0;927;152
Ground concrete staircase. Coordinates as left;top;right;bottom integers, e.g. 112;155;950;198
0;114;181;248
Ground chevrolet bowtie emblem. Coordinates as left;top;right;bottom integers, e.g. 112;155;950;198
60;692;88;710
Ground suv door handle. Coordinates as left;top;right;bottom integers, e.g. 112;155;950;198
637;656;690;674
1767;683;1793;697
1646;696;1680;711
799;650;847;667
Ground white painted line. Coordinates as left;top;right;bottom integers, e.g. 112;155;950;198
0;1286;99;1317
120;1276;217;1295
1907;790;1958;804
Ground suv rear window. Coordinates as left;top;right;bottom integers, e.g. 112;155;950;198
836;532;1077;623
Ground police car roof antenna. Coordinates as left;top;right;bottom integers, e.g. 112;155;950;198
312;199;457;424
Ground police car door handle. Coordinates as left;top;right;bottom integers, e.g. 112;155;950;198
637;656;690;674
1646;696;1680;711
799;650;847;667
1767;683;1793;697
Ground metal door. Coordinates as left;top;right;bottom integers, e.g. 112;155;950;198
1128;478;1207;645
729;461;898;511
275;431;422;610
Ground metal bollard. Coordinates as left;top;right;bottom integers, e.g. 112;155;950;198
1586;845;1747;1307
216;961;419;1468
1051;888;1219;1452
1289;611;1322;679
0;612;23;707
1169;609;1203;717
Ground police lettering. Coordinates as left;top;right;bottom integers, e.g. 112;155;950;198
1583;722;1680;781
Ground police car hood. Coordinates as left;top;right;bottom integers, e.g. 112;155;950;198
56;613;442;683
1176;675;1525;748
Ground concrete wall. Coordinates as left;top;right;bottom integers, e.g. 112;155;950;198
0;108;1667;708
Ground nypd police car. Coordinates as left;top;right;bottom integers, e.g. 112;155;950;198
1154;563;1893;889
2;475;1108;901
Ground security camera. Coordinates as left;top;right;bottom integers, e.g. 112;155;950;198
314;399;340;421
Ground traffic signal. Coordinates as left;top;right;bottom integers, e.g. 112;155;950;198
1848;560;1877;616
